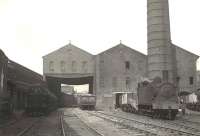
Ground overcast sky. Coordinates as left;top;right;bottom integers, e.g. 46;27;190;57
0;0;200;74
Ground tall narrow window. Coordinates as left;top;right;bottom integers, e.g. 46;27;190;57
49;61;54;72
112;77;117;89
125;61;130;70
100;77;104;88
176;76;180;83
72;61;77;72
60;61;66;72
0;68;4;92
189;77;194;85
82;61;88;72
126;77;131;90
162;70;168;81
138;60;142;71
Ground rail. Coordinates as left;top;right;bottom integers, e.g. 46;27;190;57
16;119;39;136
92;111;200;136
74;113;105;136
60;111;66;136
87;111;157;136
0;119;18;128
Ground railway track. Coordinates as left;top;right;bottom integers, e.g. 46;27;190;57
1;111;62;136
21;111;62;136
164;119;200;134
0;119;18;129
60;111;66;136
63;110;104;136
180;117;200;125
87;111;157;136
74;113;105;136
89;111;200;136
16;119;39;136
0;117;39;136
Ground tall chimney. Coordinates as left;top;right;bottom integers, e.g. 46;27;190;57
147;0;174;83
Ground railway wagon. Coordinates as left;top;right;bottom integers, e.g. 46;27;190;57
187;102;200;112
25;84;57;116
7;59;44;111
60;92;77;107
117;92;138;113
120;77;179;120
0;49;55;119
77;94;96;110
0;49;11;117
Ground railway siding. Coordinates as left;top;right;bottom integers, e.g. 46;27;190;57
95;110;200;136
69;108;157;136
22;111;61;136
0;117;38;136
63;109;104;136
0;110;62;136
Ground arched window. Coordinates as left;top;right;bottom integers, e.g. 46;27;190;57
60;61;66;72
125;61;130;70
189;76;194;85
126;77;131;90
100;77;104;88
138;60;143;71
71;61;77;72
112;77;118;89
49;61;54;72
82;61;88;72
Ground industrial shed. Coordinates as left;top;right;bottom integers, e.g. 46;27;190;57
43;42;199;109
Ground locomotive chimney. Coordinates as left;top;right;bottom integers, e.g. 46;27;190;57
147;0;175;83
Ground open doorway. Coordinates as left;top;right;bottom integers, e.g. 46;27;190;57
115;93;122;108
45;76;94;107
60;84;89;107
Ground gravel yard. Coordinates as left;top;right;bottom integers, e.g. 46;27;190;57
2;108;200;136
0;110;62;136
63;108;200;136
64;108;149;136
0;116;38;136
23;111;61;136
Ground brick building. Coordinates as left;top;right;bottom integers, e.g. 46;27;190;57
43;0;199;109
43;42;198;109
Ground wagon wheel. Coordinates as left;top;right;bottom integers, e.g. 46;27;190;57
167;110;172;120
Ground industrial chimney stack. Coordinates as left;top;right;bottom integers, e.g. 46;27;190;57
147;0;175;83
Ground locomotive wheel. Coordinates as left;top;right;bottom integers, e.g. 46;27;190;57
152;110;159;119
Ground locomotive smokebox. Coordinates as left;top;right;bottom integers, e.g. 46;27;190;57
147;0;175;83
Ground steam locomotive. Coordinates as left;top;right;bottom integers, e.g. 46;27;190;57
119;77;179;120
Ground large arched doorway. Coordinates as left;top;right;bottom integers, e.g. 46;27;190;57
45;74;95;106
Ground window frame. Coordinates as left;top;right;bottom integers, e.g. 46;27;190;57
125;77;131;90
82;61;88;72
49;61;54;72
60;60;66;72
189;76;194;85
125;61;130;70
71;61;77;72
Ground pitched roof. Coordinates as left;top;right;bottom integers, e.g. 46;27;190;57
97;43;147;56
43;42;198;60
43;43;93;58
172;43;199;59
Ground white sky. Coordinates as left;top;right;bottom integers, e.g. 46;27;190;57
71;84;89;93
0;0;200;74
61;84;89;93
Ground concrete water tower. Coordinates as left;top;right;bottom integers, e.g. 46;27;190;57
147;0;175;83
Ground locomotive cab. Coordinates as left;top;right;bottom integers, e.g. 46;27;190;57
137;77;179;120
